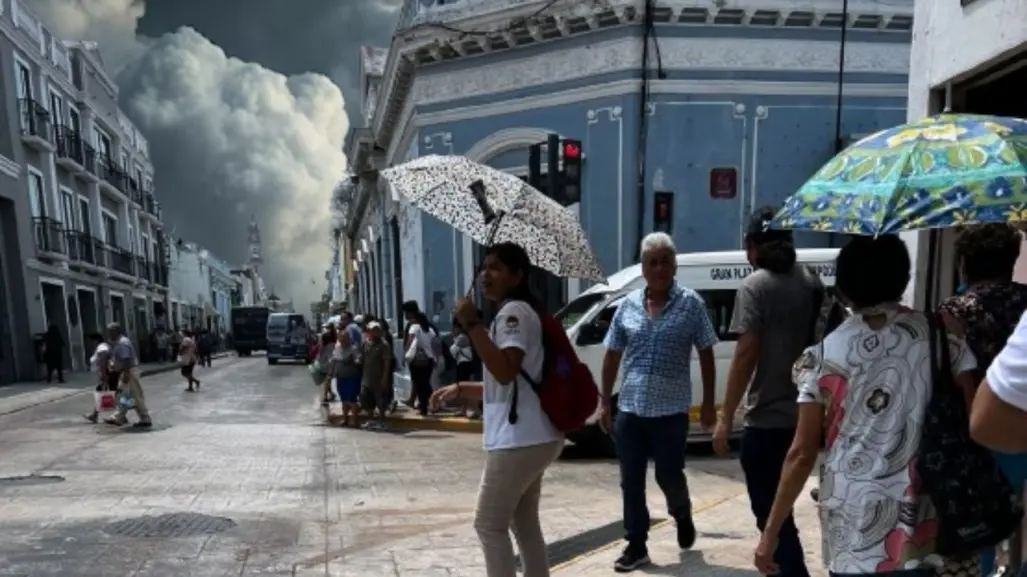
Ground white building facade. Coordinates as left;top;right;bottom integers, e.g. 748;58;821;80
901;0;1027;308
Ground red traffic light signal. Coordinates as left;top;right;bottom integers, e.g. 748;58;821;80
563;141;581;160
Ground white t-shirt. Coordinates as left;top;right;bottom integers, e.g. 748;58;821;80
987;310;1027;411
90;342;110;370
483;300;562;451
407;323;439;360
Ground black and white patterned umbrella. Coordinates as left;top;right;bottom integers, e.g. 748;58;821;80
379;155;605;282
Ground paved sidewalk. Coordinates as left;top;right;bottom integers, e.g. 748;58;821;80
0;352;232;417
552;474;826;577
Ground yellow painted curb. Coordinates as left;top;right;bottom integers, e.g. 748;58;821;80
325;412;484;434
548;490;747;572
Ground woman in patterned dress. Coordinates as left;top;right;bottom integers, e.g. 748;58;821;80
753;235;979;577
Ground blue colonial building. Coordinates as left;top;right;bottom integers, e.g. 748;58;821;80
339;0;914;328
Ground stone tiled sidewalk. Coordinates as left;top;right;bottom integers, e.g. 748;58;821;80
552;474;826;577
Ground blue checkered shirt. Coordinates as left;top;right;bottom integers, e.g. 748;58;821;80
604;286;719;418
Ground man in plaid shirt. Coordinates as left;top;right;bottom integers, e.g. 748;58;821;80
600;232;719;573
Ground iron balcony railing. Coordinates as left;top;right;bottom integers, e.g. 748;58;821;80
152;263;168;286
31;217;65;254
18;98;52;142
136;256;151;281
55;126;85;165
65;231;96;264
98;158;128;193
129;177;142;205
108;245;133;276
92;237;110;268
81;142;98;175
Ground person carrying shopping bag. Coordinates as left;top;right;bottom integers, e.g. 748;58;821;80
103;323;152;429
84;332;119;423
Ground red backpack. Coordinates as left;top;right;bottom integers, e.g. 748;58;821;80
507;313;599;433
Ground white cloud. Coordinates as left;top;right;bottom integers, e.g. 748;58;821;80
27;0;150;73
117;28;348;305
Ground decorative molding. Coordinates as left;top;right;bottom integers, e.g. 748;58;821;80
413;36;910;105
463;127;559;162
413;78;907;130
0;154;21;179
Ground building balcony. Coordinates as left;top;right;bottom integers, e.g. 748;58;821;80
150;262;169;288
77;143;100;183
19;99;55;152
66;231;99;268
135;255;151;282
54;126;86;172
140;191;161;221
129;177;142;206
31;217;66;259
108;245;134;277
97;159;128;197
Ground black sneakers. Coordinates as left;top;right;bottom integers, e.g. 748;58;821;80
614;545;651;573
675;513;696;550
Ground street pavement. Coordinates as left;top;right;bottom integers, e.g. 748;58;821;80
0;355;826;577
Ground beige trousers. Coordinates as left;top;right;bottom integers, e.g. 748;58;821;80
474;440;563;577
116;368;150;422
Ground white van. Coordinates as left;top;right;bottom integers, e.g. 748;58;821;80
557;249;839;451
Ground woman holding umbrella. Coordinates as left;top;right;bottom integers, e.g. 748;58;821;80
430;242;563;577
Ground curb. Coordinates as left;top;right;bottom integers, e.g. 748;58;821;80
325;411;484;434
0;352;234;418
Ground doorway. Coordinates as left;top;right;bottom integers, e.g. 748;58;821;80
77;288;98;366
0;202;15;384
40;280;73;372
109;293;126;329
134;297;148;361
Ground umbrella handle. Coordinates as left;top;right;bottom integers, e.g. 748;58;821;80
464;213;504;300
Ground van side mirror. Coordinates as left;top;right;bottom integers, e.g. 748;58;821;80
576;322;607;347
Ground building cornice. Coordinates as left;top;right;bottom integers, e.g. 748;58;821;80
371;0;913;153
0;154;21;179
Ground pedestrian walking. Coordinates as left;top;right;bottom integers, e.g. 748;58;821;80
83;332;118;423
198;329;213;367
333;328;362;425
104;323;152;429
359;321;393;430
154;329;169;363
753;235;978;577
403;301;440;416
714;208;825;577
179;329;201;392
313;325;337;396
600;232;718;573
43;324;65;383
937;224;1027;575
429;241;563;577
452;315;482;418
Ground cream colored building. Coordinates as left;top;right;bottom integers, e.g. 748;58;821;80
901;0;1027;307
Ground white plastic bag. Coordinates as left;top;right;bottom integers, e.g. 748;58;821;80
94;390;117;413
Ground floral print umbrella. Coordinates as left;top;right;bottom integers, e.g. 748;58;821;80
771;114;1027;235
379;155;605;282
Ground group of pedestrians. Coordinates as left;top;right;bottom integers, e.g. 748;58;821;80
83;322;152;428
423;211;1027;577
313;311;395;430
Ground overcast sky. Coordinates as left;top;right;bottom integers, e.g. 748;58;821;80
26;0;401;306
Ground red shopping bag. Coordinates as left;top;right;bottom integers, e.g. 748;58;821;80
94;390;117;413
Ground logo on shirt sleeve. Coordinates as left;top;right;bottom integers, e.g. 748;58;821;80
505;316;520;329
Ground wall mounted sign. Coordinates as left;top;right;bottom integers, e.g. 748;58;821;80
709;167;738;199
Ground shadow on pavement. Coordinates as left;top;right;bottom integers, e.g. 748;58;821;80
637;550;762;577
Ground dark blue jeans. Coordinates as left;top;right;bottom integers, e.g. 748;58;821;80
615;411;692;548
741;427;810;577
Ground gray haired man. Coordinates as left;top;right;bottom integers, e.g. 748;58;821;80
104;323;152;428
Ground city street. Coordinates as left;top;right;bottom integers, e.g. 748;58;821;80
0;356;823;577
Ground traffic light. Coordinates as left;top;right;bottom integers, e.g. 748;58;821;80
528;143;542;190
547;133;560;200
561;139;582;204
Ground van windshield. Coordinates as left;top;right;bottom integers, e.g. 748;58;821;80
554;292;608;330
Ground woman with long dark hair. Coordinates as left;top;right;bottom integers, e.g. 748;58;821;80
430;242;562;577
403;300;439;416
